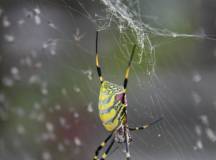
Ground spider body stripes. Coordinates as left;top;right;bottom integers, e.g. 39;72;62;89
99;81;127;131
93;31;162;160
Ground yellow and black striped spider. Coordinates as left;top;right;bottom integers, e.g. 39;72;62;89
93;31;162;160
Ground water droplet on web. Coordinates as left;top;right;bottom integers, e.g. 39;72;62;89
199;115;209;126
11;67;20;80
48;21;56;29
118;24;124;32
191;91;202;105
2;16;11;27
73;28;85;41
171;33;177;38
57;143;65;152
59;117;66;127
61;88;68;96
29;75;41;84
87;103;93;113
34;8;41;15
17;19;25;25
194;139;203;150
205;128;216;142
42;39;57;55
11;67;19;75
4;34;15;42
82;69;93;80
41;82;48;95
195;125;202;136
192;72;202;83
46;122;54;132
73;86;80;93
43;43;48;49
73;112;79;118
17;124;26;135
74;137;82;146
42;151;51;160
54;104;61;111
2;77;14;87
35;15;41;25
41;88;48;95
50;49;56;55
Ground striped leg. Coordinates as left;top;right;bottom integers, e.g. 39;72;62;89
96;31;104;83
129;117;163;131
121;44;137;159
123;45;136;90
122;45;136;104
100;138;115;160
124;125;131;160
112;104;126;123
93;133;113;160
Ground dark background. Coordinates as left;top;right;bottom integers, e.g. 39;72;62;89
0;0;216;160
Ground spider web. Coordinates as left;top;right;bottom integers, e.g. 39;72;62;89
0;0;216;160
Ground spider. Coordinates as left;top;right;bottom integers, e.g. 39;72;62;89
93;31;162;160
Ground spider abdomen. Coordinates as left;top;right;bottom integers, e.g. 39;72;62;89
98;81;127;131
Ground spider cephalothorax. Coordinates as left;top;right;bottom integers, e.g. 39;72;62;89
114;125;132;144
93;31;162;160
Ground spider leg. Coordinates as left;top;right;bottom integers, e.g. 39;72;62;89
100;138;115;160
123;45;136;90
93;132;113;160
97;107;126;160
112;104;126;123
129;117;163;131
124;125;131;160
121;105;131;159
96;31;104;83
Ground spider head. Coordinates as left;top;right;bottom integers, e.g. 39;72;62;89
116;92;128;106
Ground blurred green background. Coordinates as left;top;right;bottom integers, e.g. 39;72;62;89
0;0;216;160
